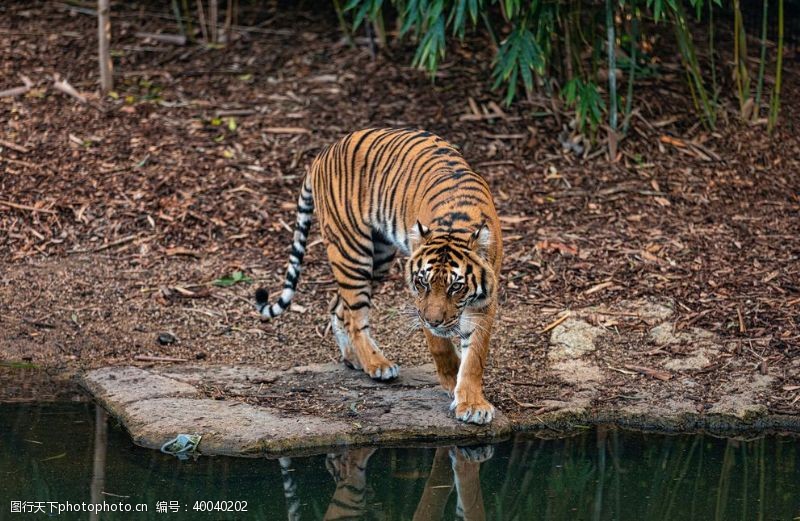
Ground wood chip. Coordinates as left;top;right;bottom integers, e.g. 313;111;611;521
263;127;311;134
134;355;188;363
0;200;56;214
165;246;201;258
623;364;672;381
540;312;569;334
135;32;187;45
52;74;87;103
0;139;30;153
499;215;534;224
584;280;614;295
0;74;33;98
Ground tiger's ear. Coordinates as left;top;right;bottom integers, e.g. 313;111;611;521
409;220;432;248
468;222;491;253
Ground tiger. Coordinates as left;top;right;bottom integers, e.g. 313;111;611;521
277;445;492;520
255;127;503;424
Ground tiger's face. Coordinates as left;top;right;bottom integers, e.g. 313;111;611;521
406;223;496;338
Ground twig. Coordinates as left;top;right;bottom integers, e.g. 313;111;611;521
0;139;30;154
0;74;33;98
262;127;310;135
134;355;188;363
135;32;187;45
584;280;614;295
0;200;56;214
52;74;87;104
70;234;141;253
623;364;672;381
540;312;570;334
737;307;746;333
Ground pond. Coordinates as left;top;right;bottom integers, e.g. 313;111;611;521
2;402;799;520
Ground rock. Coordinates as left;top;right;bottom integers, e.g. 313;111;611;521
708;374;774;421
82;364;512;457
548;319;605;361
551;359;603;388
157;332;177;345
649;322;678;345
648;322;722;371
83;366;199;406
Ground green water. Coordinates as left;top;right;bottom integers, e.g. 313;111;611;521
2;402;799;520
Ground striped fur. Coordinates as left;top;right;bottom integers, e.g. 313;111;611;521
255;128;503;424
277;445;492;520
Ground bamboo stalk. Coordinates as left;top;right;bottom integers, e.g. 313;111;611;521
196;0;209;43
606;0;617;132
754;0;769;116
224;0;233;43
709;1;718;110
181;0;194;42
733;0;750;115
672;3;715;130
768;0;783;132
171;0;185;38
97;0;113;92
606;0;618;158
332;0;354;47
209;0;218;43
622;2;638;134
563;10;574;81
373;9;387;49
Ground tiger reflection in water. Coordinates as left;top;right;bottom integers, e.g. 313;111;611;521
278;445;493;520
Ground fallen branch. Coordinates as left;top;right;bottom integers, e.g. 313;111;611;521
584;280;615;295
623;364;672;381
0;74;33;98
262;127;311;135
52;74;87;104
0;139;30;154
540;312;570;334
0;200;57;214
135;32;187;46
91;234;139;252
134;355;188;363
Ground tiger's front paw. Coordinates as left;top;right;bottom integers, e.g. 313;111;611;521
450;390;495;425
364;359;399;381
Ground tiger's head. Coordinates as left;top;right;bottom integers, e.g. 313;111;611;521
406;222;497;338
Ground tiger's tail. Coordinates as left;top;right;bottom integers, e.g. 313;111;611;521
255;175;314;318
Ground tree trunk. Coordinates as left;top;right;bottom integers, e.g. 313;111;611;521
97;0;113;92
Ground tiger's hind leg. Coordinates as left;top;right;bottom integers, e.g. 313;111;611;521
326;242;398;381
329;293;360;370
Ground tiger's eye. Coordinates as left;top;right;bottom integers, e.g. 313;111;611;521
449;282;464;293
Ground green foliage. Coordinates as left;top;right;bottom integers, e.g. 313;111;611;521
492;23;543;105
336;0;785;140
213;271;253;287
344;0;384;29
562;77;605;135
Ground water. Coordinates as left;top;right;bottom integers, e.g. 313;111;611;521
2;402;799;520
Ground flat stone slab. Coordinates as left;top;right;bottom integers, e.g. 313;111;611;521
83;363;512;457
83;360;800;458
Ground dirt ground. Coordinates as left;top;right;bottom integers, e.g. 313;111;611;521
1;2;799;423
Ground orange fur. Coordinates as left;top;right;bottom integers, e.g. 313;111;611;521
259;128;503;424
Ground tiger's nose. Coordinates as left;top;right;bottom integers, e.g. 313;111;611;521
424;310;445;327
